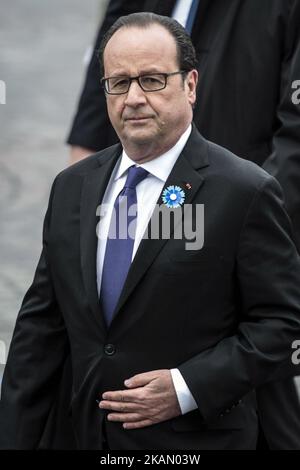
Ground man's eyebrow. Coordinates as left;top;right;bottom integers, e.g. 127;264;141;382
107;68;165;77
138;68;165;74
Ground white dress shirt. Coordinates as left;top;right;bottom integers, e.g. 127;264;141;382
172;0;196;27
96;124;197;415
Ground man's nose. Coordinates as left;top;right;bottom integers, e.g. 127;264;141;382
124;80;147;106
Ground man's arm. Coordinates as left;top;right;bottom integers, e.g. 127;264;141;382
178;175;300;423
0;180;69;449
263;0;300;249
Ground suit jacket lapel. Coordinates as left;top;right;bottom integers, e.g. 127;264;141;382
80;144;122;332
110;126;209;329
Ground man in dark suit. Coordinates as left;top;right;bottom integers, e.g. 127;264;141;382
1;13;300;450
66;0;300;449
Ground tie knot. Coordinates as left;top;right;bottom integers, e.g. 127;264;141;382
124;165;149;189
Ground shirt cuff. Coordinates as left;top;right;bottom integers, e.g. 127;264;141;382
170;368;198;415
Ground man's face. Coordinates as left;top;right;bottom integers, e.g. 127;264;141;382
103;24;198;160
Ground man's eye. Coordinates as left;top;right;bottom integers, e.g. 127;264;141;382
143;76;164;86
111;78;128;89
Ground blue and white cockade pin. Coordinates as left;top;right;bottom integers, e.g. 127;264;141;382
162;185;185;208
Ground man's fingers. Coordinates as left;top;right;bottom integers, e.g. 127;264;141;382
102;389;140;401
124;370;164;388
101;369;172;408
99;400;138;412
107;412;142;423
124;374;150;388
123;419;154;430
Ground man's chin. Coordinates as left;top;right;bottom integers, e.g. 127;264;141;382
124;129;156;145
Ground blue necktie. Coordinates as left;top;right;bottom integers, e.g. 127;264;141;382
185;0;200;35
100;165;149;327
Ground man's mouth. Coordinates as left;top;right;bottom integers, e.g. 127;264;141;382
125;116;152;121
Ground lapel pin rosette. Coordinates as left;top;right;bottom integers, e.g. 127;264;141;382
162;185;185;208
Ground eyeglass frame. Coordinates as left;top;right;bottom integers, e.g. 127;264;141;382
101;70;188;95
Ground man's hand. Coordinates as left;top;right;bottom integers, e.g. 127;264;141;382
69;145;94;165
99;369;181;429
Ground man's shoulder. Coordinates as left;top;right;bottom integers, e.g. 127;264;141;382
57;143;121;181
205;138;275;192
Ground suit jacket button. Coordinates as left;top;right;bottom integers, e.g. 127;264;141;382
104;344;116;356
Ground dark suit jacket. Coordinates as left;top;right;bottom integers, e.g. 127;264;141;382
1;128;300;450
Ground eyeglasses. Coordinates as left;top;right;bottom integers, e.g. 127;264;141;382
101;71;186;95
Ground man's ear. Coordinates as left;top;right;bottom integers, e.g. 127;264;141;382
186;69;198;104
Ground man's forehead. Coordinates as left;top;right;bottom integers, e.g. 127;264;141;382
103;25;178;74
104;24;177;57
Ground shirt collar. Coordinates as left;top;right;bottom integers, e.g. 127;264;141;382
114;124;192;183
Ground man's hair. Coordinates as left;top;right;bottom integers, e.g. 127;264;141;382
97;12;198;77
